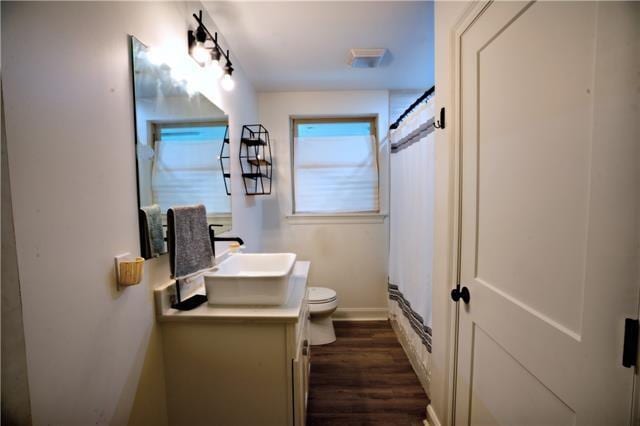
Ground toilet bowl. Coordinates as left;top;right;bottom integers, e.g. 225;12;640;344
307;287;338;345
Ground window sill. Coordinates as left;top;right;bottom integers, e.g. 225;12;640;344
285;213;388;225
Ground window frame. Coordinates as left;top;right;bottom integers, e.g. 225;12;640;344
289;115;382;218
149;119;228;148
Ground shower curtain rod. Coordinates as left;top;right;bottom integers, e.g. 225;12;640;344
389;85;435;130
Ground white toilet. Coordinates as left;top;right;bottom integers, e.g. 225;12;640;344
307;287;338;345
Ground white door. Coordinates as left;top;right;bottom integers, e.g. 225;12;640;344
454;1;640;425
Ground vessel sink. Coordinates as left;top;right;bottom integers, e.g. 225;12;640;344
204;253;297;305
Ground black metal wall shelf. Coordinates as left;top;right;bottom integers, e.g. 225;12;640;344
219;126;231;195
240;138;267;147
240;124;272;195
247;159;271;167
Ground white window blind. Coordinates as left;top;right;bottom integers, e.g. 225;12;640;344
151;124;230;215
293;120;379;214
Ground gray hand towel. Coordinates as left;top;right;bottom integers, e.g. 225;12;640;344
140;204;165;258
167;204;213;279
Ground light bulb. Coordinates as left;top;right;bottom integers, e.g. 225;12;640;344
221;73;235;91
208;59;224;79
192;42;210;65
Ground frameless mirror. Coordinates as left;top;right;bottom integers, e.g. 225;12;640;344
130;36;231;259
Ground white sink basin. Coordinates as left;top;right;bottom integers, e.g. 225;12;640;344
204;253;297;305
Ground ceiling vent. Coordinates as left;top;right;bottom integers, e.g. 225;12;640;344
348;48;388;68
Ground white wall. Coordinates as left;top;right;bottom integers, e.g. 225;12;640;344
429;2;473;425
258;91;390;317
2;2;261;424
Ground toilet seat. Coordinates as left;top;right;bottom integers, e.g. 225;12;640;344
309;298;338;314
308;287;337;304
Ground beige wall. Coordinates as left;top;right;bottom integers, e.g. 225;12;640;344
258;91;390;317
2;2;261;424
430;1;472;425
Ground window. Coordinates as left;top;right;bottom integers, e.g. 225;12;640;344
151;121;230;215
292;117;379;214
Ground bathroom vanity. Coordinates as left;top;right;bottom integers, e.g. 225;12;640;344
155;261;311;426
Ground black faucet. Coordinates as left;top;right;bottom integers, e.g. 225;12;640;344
209;224;244;257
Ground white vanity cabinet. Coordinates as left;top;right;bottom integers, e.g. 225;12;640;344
155;262;311;426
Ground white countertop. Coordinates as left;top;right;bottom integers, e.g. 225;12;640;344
154;261;310;323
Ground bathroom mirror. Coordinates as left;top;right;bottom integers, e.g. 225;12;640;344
130;36;231;259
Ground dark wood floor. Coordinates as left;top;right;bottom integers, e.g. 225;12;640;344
307;321;429;426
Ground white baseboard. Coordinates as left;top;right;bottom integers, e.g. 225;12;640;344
426;404;441;426
332;308;388;321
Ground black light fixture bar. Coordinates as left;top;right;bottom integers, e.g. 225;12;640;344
190;10;232;67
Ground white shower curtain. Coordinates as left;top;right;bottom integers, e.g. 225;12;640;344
388;98;435;351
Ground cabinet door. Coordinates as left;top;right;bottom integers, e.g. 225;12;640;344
302;311;310;410
292;347;305;425
293;309;310;426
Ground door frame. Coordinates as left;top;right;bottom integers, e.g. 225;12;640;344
438;0;492;426
444;2;492;425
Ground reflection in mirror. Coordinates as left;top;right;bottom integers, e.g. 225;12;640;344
130;36;231;259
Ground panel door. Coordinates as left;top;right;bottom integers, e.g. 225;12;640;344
455;2;640;425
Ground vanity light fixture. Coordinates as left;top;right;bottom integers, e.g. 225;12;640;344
221;52;235;92
189;23;210;65
188;10;235;90
209;46;224;79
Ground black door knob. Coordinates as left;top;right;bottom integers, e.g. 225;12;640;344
451;286;470;304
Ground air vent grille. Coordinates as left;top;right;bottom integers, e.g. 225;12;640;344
348;48;388;68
